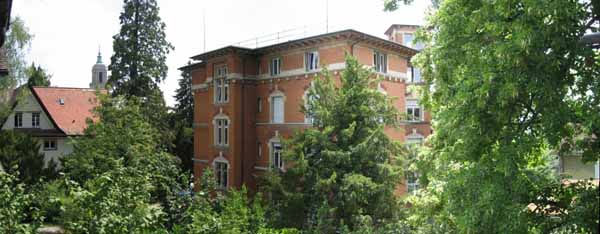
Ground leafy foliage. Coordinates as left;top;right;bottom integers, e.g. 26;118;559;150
262;56;405;232
393;0;600;232
0;172;41;234
61;167;167;233
170;68;194;172
0;130;56;186
62;94;180;204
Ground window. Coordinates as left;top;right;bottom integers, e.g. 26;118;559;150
215;161;228;189
257;142;262;158
271;142;283;170
99;72;103;83
43;139;57;151
32;112;40;128
270;57;281;76
271;95;284;123
14;112;22;128
257;97;262;113
214;66;228;103
305;51;319;71
411;67;422;83
406;172;419;194
304;90;318;124
214;118;229;146
406;100;422;122
403;33;414;47
373;51;387;73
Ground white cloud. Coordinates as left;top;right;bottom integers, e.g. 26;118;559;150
12;0;429;106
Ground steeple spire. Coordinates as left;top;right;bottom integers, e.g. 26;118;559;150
96;45;102;64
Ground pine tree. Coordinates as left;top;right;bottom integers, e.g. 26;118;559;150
263;56;405;232
174;68;193;124
109;0;173;98
25;63;51;87
169;68;194;172
109;0;174;146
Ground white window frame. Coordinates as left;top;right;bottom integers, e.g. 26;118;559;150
406;99;423;122
270;141;284;170
31;112;40;128
257;97;262;113
213;155;229;189
411;67;422;83
270;57;281;76
213;115;230;146
373;51;387;73
14;112;23;128
214;66;228;104
257;142;262;158
406;172;420;195
43;139;57;151
403;33;414;47
305;51;319;71
269;90;285;124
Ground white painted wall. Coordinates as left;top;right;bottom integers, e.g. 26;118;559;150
39;137;73;168
1;93;55;130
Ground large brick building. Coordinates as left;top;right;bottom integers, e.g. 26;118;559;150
185;25;431;195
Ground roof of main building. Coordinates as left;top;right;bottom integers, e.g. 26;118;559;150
189;29;418;62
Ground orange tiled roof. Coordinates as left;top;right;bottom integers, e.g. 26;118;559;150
31;87;104;136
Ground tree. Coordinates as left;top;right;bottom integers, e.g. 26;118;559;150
61;167;167;233
0;130;56;186
25;63;51;87
109;0;174;147
396;0;599;232
262;56;405;232
170;68;194;172
0;172;42;234
0;17;33;121
109;0;173;98
61;94;180;204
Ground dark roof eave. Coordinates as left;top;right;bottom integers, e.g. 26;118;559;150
190;46;255;61
178;61;206;71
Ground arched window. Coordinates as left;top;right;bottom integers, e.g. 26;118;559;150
269;90;285;124
213;113;230;146
213;154;229;189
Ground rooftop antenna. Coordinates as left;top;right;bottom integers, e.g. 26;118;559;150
203;8;206;52
326;0;329;33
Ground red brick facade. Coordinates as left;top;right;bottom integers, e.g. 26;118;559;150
185;27;431;196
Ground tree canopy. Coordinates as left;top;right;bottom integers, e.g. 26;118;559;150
392;0;599;232
263;56;405;233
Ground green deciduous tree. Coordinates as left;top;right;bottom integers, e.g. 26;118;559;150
262;56;405;233
61;167;167;233
396;0;599;232
0;172;41;234
62;94;180;205
25;63;51;87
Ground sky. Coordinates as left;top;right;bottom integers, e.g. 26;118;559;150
12;0;430;106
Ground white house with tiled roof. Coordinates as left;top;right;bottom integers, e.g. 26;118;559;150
1;53;106;167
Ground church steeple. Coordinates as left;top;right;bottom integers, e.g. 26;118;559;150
96;50;103;64
90;47;108;89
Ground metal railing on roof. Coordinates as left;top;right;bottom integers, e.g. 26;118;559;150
227;22;341;49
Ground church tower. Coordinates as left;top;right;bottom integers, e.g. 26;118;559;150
90;50;107;89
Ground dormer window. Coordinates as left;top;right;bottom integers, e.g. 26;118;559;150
59;98;65;105
403;33;414;47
